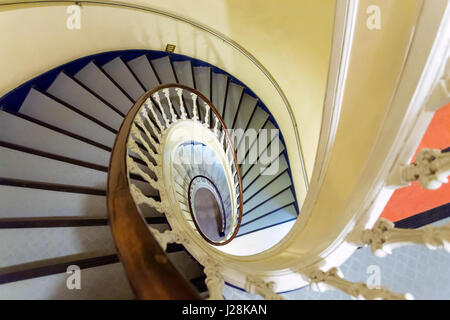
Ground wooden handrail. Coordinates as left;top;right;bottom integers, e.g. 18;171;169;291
107;83;243;299
107;84;199;299
187;175;228;246
185;85;244;244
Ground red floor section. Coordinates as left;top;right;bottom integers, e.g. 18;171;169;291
381;103;450;222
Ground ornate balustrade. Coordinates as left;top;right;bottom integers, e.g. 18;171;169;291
388;148;450;190
107;83;243;299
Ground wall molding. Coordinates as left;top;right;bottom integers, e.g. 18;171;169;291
289;0;359;243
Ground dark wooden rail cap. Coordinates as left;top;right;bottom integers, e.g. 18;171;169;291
107;83;243;299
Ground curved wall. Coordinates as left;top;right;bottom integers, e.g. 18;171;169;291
0;1;336;206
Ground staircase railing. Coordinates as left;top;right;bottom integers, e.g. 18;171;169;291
107;83;243;298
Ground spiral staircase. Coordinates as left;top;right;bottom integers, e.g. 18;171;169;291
1;0;450;301
0;50;299;299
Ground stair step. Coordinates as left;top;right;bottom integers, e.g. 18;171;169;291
101;57;145;101
0;260;134;299
0;185;107;219
243;171;292;209
74;61;134;115
173;60;194;87
19;88;115;148
0;146;107;189
0;217;167;229
0;226;116;269
193;66;211;100
242;187;295;224
211;73;228;116
0;110;110;166
151;56;177;84
46;72;123;130
223;83;244;129
167;251;204;281
240;120;280;177
236;107;269;163
243;156;289;200
237;204;297;236
232;93;257;130
127;55;160;90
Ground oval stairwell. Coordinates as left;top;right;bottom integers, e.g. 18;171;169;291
0;50;300;299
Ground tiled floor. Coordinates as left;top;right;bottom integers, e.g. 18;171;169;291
223;217;450;300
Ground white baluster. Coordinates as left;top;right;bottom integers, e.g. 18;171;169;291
203;103;211;128
149;227;190;251
347;218;450;257
200;258;224;300
127;156;160;191
245;275;283;300
152;92;170;127
141;104;162;140
388;148;450;190
298;266;412;300
162;88;178;123
146;99;164;132
134;113;160;152
226;144;232;163
220;129;226;146
175;88;188;120
127;138;161;178
130;184;167;214
190;92;199;122
130;125;159;163
213;115;220;138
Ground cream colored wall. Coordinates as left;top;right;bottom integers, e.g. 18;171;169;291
133;0;336;180
284;0;425;256
0;0;335;204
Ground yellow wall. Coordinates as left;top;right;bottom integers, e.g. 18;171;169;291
0;0;335;203
286;0;425;255
226;0;336;179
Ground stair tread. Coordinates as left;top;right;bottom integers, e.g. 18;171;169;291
0;185;107;219
101;57;145;101
0;260;134;299
151;56;177;84
238;204;297;236
243;155;289;198
0;146;107;189
233;93;257;130
240;120;281;176
193;66;211;100
236;107;269;162
173;60;194;87
75;61;134;115
243;171;292;210
223;83;244;129
211;73;228;115
46;72;123;130
127;55;160;90
242;188;295;224
20;88;115;148
0;226;116;269
0;110;110;166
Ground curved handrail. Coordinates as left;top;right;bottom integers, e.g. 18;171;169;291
188;175;228;246
172;83;244;245
0;0;309;190
108;83;242;298
107;85;200;299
